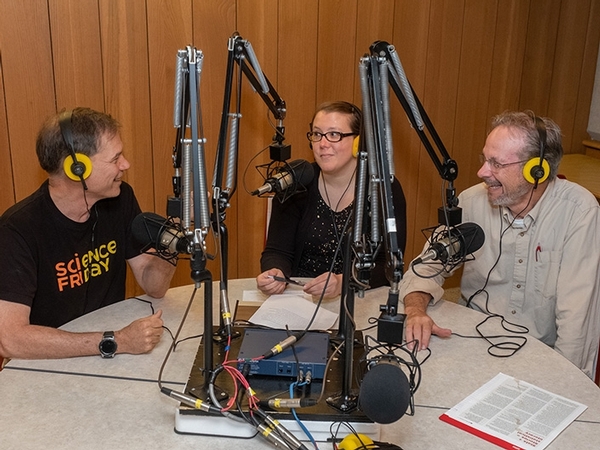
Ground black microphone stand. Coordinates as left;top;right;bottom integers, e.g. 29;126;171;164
190;248;213;387
327;232;359;413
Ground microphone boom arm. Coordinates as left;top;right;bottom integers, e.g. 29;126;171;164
370;41;461;226
213;33;290;210
170;46;211;261
352;41;464;346
211;32;290;339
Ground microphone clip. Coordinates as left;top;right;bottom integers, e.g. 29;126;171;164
252;160;311;203
132;213;189;266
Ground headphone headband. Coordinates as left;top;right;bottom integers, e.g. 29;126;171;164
522;116;549;187
59;110;89;190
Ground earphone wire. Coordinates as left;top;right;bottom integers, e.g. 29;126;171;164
457;188;537;357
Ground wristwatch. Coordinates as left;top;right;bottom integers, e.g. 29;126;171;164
99;331;117;358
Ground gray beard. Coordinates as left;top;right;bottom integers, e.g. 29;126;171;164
489;182;533;207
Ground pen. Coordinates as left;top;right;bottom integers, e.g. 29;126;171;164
535;243;541;262
268;275;305;286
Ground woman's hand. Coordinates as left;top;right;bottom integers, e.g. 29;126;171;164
256;269;287;296
303;272;342;298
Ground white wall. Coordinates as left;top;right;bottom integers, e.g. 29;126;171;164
588;44;600;140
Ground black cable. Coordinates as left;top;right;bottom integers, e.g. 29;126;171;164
140;288;198;391
459;189;536;358
133;297;176;343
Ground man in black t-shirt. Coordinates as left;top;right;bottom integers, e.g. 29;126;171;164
0;108;175;360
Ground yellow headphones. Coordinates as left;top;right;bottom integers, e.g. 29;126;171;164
338;433;376;450
352;135;360;158
522;116;550;187
59;111;92;188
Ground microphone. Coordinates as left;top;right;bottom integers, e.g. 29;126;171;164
264;397;317;409
254;408;310;450
412;222;484;265
160;387;222;415
262;332;304;359
131;212;191;258
358;356;411;424
251;159;314;198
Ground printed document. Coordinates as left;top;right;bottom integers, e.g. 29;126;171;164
440;372;586;449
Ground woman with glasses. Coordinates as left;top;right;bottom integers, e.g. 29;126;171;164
257;101;407;298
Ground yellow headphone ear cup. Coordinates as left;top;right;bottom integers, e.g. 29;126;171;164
352;136;360;158
63;153;92;181
338;433;375;450
523;157;550;184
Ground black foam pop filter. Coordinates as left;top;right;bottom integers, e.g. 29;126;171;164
358;360;411;424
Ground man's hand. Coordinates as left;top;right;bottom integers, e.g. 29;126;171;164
403;292;452;350
115;310;164;354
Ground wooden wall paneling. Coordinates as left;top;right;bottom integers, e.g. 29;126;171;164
486;1;529;121
549;0;595;153
519;0;562;114
315;0;358;103
48;0;105;111
0;1;598;295
235;0;280;279
417;0;465;249
146;0;194;289
391;0;433;262
98;0;154;296
0;0;56;202
278;0;319;163
573;0;600;151
441;1;497;289
99;0;154;211
353;0;396;104
452;0;498;194
0;55;15;214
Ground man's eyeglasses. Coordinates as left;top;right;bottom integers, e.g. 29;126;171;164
306;131;356;143
479;154;528;171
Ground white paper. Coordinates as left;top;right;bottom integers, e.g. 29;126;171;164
247;293;338;331
440;372;587;450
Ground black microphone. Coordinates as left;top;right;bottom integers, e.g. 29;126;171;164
251;159;314;197
131;212;190;257
412;222;484;265
358;356;411;424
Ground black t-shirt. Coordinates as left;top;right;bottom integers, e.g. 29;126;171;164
0;181;143;327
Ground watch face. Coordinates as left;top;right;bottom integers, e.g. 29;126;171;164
100;339;117;355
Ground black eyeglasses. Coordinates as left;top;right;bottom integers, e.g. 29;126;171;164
306;131;356;143
479;154;528;171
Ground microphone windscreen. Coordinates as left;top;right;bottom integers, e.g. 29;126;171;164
454;222;485;255
358;360;410;424
131;212;167;247
287;159;314;187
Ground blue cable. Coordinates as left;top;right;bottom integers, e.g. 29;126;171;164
289;382;318;449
